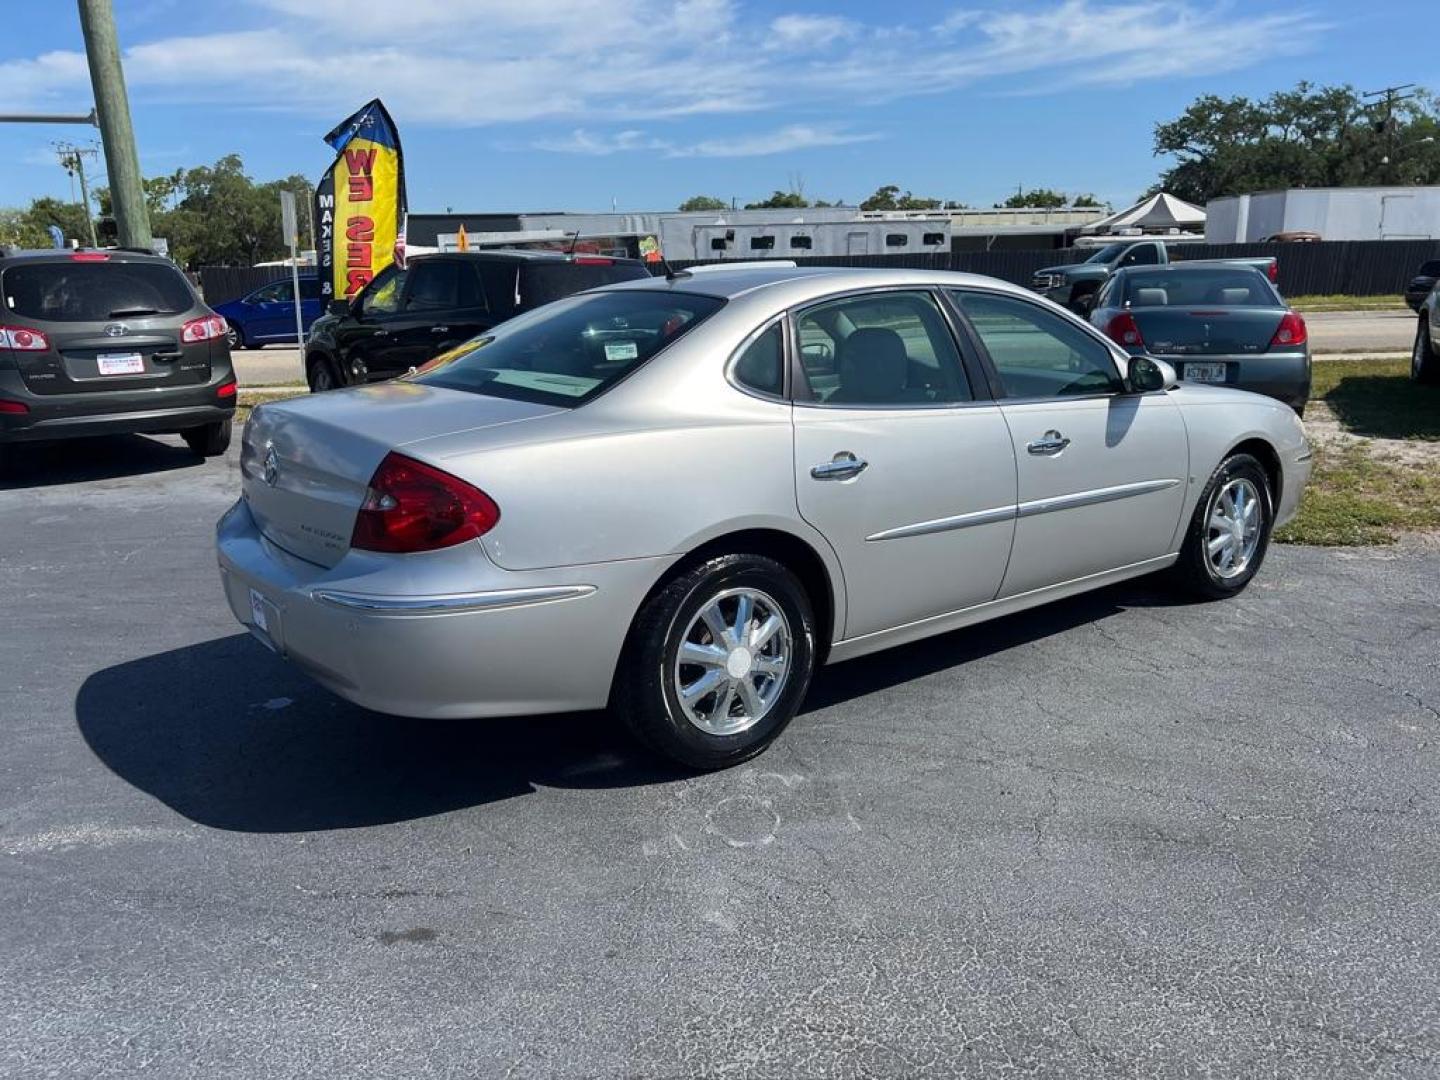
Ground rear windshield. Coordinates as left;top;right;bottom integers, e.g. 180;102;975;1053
409;289;723;408
519;262;651;308
2;260;195;322
1122;268;1276;308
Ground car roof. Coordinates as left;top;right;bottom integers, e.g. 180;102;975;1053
1110;263;1267;278
600;264;1041;304
0;247;178;266
413;248;645;265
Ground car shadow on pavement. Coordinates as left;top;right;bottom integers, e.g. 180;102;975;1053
76;632;687;833
1324;373;1440;441
0;433;206;489
76;577;1190;834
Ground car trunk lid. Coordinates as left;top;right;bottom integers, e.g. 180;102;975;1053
1132;308;1286;356
241;382;561;568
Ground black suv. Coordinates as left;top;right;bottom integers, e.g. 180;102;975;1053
303;250;651;391
0;249;236;466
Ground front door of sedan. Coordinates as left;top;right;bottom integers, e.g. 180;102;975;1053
949;289;1188;598
790;290;1017;641
384;258;493;373
335;263;408;381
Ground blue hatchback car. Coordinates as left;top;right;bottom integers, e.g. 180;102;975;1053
213;275;322;349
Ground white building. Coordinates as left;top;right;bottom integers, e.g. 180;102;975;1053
1207;186;1440;243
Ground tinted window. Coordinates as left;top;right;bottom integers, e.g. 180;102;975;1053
252;281;288;303
1085;243;1128;263
410;290;723;408
1121;244;1160;266
404;260;462;311
732;321;784;397
359;264;405;316
796;291;970;406
518;262;649;308
477;261;519;316
1122;268;1276;308
953;290;1122;398
750;236;776;250
455;262;485;309
790;235;813;250
3;261;194;322
885;234;908;247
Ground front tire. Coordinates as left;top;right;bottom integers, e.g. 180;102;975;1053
1172;452;1273;599
612;553;817;770
182;420;232;458
1414;320;1439;385
307;355;342;392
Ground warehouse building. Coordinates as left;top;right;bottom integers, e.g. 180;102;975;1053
1207;186;1440;243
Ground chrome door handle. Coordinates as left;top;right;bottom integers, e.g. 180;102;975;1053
430;326;449;333
811;452;868;481
372;328;389;337
1027;430;1070;456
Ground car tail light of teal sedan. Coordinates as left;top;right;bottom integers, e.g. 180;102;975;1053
217;266;1312;769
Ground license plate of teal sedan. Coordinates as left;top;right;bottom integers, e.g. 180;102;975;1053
1184;362;1228;383
217;266;1312;770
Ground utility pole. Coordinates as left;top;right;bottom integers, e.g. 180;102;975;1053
77;0;151;249
55;142;100;247
1364;83;1416;184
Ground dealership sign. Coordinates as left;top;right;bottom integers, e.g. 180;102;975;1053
314;99;407;303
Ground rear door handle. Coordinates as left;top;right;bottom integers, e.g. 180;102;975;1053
810;452;868;481
1027;430;1070;456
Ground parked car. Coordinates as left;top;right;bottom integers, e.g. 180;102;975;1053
218;266;1310;769
302;250;651;392
1415;285;1440;385
1031;239;1279;312
1090;264;1311;414
212;274;322;349
1403;259;1440;313
1259;231;1322;243
0;248;235;469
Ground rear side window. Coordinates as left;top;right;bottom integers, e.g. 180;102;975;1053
403;260;462;311
299;278;322;300
518;262;650;309
1122;269;1276;308
3;261;194;322
732;321;784;397
477;261;519;316
410;290;724;408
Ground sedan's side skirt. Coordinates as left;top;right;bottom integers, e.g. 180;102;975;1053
825;553;1179;664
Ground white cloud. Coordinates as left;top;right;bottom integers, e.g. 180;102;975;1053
533;124;880;158
0;1;1326;131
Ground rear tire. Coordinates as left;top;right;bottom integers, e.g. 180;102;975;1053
1171;452;1273;600
1414;320;1440;385
182;420;232;458
307;355;342;392
612;553;817;770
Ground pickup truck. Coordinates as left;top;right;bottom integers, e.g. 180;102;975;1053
1031;240;1279;312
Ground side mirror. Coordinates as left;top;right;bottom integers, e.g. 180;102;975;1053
1128;355;1177;393
327;299;352;317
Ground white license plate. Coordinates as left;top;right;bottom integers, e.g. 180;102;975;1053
97;352;145;376
1184;362;1227;383
248;587;271;632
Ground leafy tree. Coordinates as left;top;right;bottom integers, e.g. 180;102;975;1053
679;195;728;211
1153;82;1440;203
1072;194;1104;208
1001;188;1067;209
0;198;94;249
744;190;809;209
860;185;943;211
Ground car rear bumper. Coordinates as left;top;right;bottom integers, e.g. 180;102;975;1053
0;371;236;443
1153;351;1310;411
215;499;669;719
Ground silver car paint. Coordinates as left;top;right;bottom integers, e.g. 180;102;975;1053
218;266;1311;719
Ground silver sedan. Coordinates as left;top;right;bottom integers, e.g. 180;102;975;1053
217;266;1312;768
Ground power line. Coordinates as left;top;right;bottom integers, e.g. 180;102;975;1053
1363;83;1418;183
54;141;100;248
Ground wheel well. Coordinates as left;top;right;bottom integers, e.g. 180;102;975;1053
656;529;837;659
1230;438;1282;508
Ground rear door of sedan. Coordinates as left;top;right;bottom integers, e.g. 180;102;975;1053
948;289;1188;597
789;288;1018;640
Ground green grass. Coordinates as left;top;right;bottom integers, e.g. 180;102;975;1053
235;386;307;424
1287;294;1408;313
1275;358;1440;545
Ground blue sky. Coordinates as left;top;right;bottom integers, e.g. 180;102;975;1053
0;0;1402;215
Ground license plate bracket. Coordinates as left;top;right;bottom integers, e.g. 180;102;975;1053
97;352;145;376
1184;361;1228;383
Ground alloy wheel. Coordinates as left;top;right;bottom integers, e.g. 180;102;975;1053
673;587;792;736
1206;477;1263;580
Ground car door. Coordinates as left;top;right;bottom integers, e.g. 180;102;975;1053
381;259;494;374
949;289;1188;598
790;289;1017;641
334;263;408;381
246;280;291;341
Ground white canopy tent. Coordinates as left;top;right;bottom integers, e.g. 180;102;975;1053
1081;192;1205;234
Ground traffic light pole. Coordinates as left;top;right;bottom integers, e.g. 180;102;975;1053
76;0;152;249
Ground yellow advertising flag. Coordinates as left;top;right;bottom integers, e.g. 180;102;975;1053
315;100;407;303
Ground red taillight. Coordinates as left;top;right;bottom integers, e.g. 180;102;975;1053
0;325;50;351
216;379;237;399
71;251;110;262
1269;311;1308;349
351;452;500;554
1103;311;1145;348
0;399;29;415
1266;261;1279;283
182;315;228;343
573;256;614;265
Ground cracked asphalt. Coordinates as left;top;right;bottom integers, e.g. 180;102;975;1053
2;434;1439;1079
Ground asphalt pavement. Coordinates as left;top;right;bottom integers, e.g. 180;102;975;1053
2;436;1439;1078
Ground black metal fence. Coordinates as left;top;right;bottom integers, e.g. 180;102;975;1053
198;239;1439;305
664;239;1440;297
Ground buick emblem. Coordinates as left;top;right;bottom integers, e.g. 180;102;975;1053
103;323;127;338
263;447;280;487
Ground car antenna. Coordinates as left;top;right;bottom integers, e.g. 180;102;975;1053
567;230;581;255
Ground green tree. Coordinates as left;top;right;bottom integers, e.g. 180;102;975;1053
860;185;945;211
0;198;95;249
679;195;728;211
1153;82;1440;203
1001;188;1067;209
1072;193;1104;208
744;190;809;209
